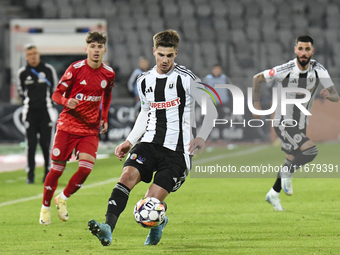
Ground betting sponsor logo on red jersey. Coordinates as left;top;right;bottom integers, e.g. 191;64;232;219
75;93;101;102
150;98;181;109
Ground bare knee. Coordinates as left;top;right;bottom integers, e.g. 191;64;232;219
119;166;141;190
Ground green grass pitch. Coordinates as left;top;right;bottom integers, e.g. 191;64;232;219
0;142;339;254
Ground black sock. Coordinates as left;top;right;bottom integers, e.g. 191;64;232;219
105;182;130;232
273;159;292;193
273;177;282;193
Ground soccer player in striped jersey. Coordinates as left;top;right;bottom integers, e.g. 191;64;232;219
39;31;115;225
252;35;339;211
88;29;217;246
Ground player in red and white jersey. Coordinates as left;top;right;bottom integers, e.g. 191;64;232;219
55;58;114;135
39;31;115;225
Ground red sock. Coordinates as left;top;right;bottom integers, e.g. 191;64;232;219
42;163;65;206
63;160;94;197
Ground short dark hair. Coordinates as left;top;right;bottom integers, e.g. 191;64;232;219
296;35;314;45
86;31;107;45
153;29;180;49
25;44;37;51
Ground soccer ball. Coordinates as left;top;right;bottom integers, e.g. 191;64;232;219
133;197;166;228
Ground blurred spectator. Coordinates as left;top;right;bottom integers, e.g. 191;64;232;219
16;44;58;184
203;64;230;104
127;57;150;101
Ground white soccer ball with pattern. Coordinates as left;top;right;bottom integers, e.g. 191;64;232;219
133;197;166;228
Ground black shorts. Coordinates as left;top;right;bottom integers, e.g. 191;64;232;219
124;142;192;193
274;125;309;156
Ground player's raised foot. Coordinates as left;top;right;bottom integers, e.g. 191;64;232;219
144;215;168;245
266;191;284;211
281;177;293;196
39;207;51;225
88;219;112;246
54;195;69;221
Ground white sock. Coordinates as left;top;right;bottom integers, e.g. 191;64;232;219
60;191;69;200
42;205;50;209
270;188;280;197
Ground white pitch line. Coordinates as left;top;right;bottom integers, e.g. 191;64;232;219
0;177;119;208
193;145;269;165
0;146;268;208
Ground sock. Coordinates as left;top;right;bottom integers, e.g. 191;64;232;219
42;162;65;206
270;188;279;197
63;160;93;197
60;191;68;201
105;182;131;232
273;159;292;193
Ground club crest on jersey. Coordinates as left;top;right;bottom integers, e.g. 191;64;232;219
64;71;72;80
53;148;60;156
269;69;275;77
168;81;175;89
101;80;107;88
150;97;181;109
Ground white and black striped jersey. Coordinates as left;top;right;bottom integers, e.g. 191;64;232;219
263;58;334;130
135;63;215;153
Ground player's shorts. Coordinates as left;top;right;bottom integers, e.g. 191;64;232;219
51;129;99;161
124;142;192;193
274;125;309;156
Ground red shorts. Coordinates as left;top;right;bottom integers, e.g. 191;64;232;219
51;130;99;161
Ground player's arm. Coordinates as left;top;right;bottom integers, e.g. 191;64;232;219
52;67;79;109
320;86;339;102
252;72;266;119
99;80;114;134
16;68;25;102
188;80;218;154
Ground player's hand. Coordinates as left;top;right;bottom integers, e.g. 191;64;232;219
99;121;108;134
66;98;79;109
252;101;262;119
115;140;132;161
320;88;330;99
188;137;205;155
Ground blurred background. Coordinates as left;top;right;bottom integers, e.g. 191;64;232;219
0;0;340;145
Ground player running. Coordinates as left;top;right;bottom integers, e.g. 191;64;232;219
252;35;339;211
88;29;217;246
39;31;115;225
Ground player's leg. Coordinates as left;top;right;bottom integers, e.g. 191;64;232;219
55;135;99;221
88;165;141;246
88;142;154;246
40;130;73;225
143;183;169;245
280;140;318;195
144;149;189;245
38;110;53;183
40;159;66;225
266;154;293;211
24;111;38;184
287;140;318;173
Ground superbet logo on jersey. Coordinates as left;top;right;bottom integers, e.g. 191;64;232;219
150;98;181;109
75;93;101;102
